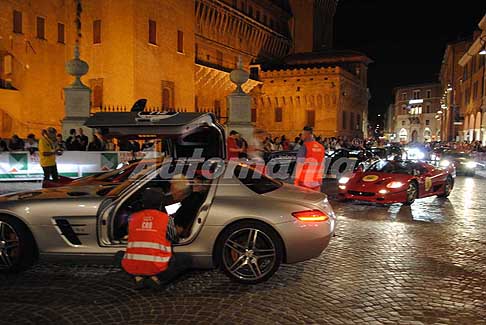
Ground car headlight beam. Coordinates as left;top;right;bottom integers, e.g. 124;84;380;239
338;177;350;184
466;161;477;169
440;160;451;167
386;181;405;189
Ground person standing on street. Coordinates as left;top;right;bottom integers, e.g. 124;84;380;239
78;128;89;151
227;130;243;160
38;127;61;182
294;126;325;191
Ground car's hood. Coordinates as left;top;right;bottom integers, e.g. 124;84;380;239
351;172;405;186
263;183;326;204
0;184;113;202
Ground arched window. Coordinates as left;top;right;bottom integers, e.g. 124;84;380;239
399;128;408;142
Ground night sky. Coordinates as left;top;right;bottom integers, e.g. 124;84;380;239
334;0;486;122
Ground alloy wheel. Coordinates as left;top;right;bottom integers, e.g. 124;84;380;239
0;221;20;270
222;228;277;282
406;183;417;204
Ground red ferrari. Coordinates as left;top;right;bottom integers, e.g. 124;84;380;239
338;160;455;205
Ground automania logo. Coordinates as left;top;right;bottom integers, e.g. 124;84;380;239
126;149;361;182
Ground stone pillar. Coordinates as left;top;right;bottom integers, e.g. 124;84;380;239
62;1;91;140
226;57;254;142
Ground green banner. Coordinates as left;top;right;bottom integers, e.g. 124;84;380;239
9;153;28;171
101;152;118;170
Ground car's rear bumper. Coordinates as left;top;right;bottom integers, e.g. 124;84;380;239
338;188;407;204
276;218;335;264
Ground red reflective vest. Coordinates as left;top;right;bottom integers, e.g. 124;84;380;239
294;140;325;191
121;209;172;276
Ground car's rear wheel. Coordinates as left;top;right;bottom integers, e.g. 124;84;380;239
217;221;283;284
438;176;453;198
0;216;36;273
404;182;418;205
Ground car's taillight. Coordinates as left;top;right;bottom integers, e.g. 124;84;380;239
292;210;329;222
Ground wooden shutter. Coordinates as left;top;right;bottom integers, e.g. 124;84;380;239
149;20;157;44
36;17;45;39
13;10;22;34
57;23;65;43
177;30;184;53
93;20;101;44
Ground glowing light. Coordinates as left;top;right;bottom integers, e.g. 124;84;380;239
338;177;350;184
440;160;451;167
386;181;404;189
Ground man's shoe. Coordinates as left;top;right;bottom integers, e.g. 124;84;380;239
134;277;145;290
145;276;161;289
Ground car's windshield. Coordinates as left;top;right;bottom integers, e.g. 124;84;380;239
104;163;160;197
443;151;470;159
367;160;414;174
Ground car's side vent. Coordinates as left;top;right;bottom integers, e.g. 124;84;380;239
55;219;82;245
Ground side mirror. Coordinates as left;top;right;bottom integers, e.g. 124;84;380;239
356;165;364;173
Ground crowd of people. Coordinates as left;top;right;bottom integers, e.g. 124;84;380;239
0;128;162;154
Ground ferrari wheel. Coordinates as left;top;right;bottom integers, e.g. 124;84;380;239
438;176;453;198
404;182;418;205
217;221;283;284
0;216;36;273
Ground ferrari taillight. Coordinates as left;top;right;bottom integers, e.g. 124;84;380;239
292;210;329;222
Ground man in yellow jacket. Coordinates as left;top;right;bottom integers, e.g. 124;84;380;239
38;127;61;181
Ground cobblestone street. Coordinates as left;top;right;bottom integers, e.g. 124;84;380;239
1;177;485;325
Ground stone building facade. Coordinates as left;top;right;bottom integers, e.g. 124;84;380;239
439;39;471;142
458;15;486;144
0;0;370;139
392;83;442;143
254;51;370;138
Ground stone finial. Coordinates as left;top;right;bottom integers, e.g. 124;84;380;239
230;55;249;94
66;0;89;88
66;44;89;88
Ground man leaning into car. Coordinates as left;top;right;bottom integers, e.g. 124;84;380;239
121;188;190;289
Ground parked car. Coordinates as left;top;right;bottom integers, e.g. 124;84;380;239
42;159;161;188
439;151;477;177
326;148;380;176
0;110;336;284
338;160;455;205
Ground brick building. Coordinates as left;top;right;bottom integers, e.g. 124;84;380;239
0;0;370;139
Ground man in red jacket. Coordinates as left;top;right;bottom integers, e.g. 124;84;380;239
294;126;325;191
121;187;189;289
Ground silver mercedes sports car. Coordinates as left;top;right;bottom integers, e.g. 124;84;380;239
0;110;336;284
